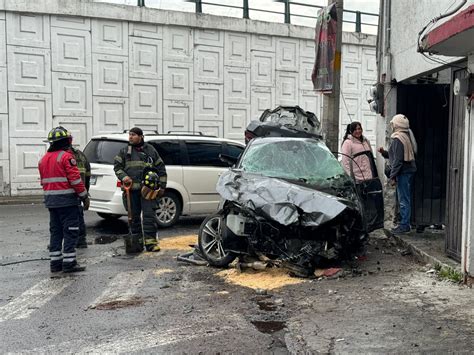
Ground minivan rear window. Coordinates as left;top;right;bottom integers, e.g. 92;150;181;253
83;139;127;165
149;141;182;165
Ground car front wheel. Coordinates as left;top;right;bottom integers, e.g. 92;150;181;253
198;213;236;267
156;191;182;228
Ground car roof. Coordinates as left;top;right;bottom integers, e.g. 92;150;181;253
90;132;245;145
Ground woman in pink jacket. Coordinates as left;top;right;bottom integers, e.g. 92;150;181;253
341;122;374;182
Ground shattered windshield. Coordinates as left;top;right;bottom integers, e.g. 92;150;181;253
240;138;351;187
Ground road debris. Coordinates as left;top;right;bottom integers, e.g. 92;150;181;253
216;268;305;290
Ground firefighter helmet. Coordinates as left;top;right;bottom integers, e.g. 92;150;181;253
142;170;160;190
45;126;72;143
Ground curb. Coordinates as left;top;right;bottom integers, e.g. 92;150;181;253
386;229;462;274
0;196;43;206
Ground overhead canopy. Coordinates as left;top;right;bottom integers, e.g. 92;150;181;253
420;5;474;57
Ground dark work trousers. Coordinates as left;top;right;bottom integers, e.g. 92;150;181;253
49;206;80;270
122;190;158;245
77;205;86;243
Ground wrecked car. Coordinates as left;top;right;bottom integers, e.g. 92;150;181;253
244;105;322;144
197;136;384;277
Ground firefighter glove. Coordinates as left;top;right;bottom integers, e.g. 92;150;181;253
83;197;90;211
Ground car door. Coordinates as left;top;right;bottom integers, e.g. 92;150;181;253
353;151;384;232
182;140;229;214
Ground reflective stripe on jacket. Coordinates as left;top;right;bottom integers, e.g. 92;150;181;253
113;143;167;191
38;149;87;208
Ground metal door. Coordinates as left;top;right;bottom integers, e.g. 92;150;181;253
445;69;467;261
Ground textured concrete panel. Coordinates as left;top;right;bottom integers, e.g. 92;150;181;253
93;54;128;97
299;56;315;91
7;46;51;93
224;32;250;67
276;39;299;72
8;93;52;138
129;78;162;119
251;51;274;87
129;118;163;134
300;39;315;58
10;138;46;184
276;71;298;106
224;67;250;104
0;20;5;67
130;23;162;39
0;160;10;196
0;12;4;20
92;19;128;56
195;120;223;138
163;62;193;101
195;83;223;121
250;86;275;120
194;45;223;84
195;29;223;47
163;100;193;133
0;68;6;113
342;63;361;93
299;90;321;118
93;97;129;133
163;26;193;62
251;34;275;52
52;72;92;117
362;48;377;80
52;116;92;149
129;37;162;79
343;43;361;63
339;95;360;125
51;15;91;30
224;103;250;140
0;114;8;160
6;13;50;48
51;27;92;73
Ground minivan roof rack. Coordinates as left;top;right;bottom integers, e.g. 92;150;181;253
165;131;216;138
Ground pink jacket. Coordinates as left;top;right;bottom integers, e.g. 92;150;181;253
341;135;373;182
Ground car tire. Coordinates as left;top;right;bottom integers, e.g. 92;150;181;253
97;212;122;220
156;191;182;228
198;213;236;267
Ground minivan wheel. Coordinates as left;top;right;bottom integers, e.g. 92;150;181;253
97;212;122;220
198;213;236;267
156;191;182;228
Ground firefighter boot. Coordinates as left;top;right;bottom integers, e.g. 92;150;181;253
63;261;86;273
145;237;160;252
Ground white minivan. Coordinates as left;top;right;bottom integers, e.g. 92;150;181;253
83;132;245;227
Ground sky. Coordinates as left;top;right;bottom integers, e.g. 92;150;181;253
96;0;380;33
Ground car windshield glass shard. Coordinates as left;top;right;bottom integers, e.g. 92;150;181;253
240;138;350;186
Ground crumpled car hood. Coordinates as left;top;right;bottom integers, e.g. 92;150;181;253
217;170;360;227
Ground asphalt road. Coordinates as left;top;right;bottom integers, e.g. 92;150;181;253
1;204;473;353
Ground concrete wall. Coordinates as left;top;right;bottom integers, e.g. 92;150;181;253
0;0;377;196
388;0;471;82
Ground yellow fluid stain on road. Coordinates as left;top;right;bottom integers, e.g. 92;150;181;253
138;235;197;258
154;268;174;276
216;268;305;290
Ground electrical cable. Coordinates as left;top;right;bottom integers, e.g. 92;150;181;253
1;258;49;266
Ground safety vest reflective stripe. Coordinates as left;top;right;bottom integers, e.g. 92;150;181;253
114;156;123;163
42;177;68;184
44;189;75;195
56;151;66;162
70;178;82;186
78;190;88;198
125;161;146;168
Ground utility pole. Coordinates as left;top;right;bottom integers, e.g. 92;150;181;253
321;0;343;154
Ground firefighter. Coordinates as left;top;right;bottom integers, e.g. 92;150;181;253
69;143;91;248
38;127;90;273
113;127;167;253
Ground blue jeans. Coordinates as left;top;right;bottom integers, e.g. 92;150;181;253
396;173;414;228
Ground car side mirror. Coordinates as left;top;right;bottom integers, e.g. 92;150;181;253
219;153;238;167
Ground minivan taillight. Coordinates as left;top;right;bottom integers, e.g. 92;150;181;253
116;180;122;188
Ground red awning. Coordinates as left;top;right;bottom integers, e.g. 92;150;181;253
421;4;474;57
